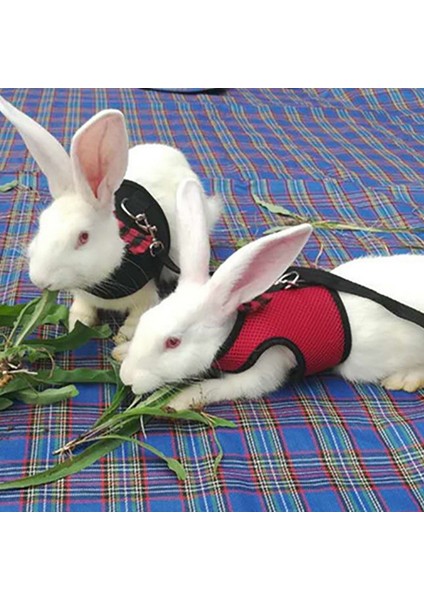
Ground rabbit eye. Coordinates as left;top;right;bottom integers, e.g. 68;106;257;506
77;231;89;247
165;337;181;350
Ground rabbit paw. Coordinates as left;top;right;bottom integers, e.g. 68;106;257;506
167;385;205;412
381;368;424;393
113;312;142;345
69;303;97;331
111;341;130;363
113;328;131;345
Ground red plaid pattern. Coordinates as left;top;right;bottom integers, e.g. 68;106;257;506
117;218;153;255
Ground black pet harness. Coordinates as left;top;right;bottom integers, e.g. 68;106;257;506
86;180;180;300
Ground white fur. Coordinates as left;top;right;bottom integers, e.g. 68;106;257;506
333;255;424;385
117;181;313;407
0;96;220;340
118;181;424;410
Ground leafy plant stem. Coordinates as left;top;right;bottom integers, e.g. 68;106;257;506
13;290;58;347
5;297;40;348
87;434;187;481
0;418;141;491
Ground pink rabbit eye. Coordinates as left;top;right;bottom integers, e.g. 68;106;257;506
165;337;181;350
77;231;89;247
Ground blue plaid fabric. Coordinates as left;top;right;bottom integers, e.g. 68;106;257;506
0;88;424;511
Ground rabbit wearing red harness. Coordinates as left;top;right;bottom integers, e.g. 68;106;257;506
117;179;424;410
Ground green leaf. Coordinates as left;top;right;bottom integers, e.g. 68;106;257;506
0;417;141;491
263;225;296;235
0;301;68;329
15;385;79;405
0;375;31;397
199;413;238;429
31;367;116;386
234;239;250;249
36;303;69;326
0;303;30;327
94;435;187;481
93;385;129;428
254;197;304;218
211;428;224;477
6;297;40;344
110;359;125;390
26;321;112;351
25;346;55;363
132;385;187;410
84;387;237;444
0;179;18;193
18;303;68;330
0;397;13;411
138;407;237;429
65;386;184;439
0;344;56;364
13;290;59;346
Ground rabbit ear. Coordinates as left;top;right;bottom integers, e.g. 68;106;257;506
0;95;73;199
206;224;313;317
176;178;211;285
70;109;129;208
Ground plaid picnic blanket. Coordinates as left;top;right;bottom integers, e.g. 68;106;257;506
0;88;424;511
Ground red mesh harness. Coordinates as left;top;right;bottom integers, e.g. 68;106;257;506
212;272;351;379
211;265;424;380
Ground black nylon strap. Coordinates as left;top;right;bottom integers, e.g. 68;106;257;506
85;180;179;300
117;181;180;276
293;267;424;331
159;253;181;275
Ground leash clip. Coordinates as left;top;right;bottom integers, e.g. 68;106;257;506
121;197;164;256
274;270;301;289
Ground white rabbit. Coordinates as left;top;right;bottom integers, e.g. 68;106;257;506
117;178;424;411
0;96;220;342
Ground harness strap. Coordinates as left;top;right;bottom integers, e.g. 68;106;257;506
293;267;424;331
85;179;180;300
118;181;180;275
159;253;181;275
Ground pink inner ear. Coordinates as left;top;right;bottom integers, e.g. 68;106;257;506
86;160;104;199
78;131;110;200
71;110;128;207
231;253;281;298
215;225;312;315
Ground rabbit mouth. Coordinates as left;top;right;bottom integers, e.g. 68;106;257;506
30;266;86;292
120;363;164;396
131;379;161;396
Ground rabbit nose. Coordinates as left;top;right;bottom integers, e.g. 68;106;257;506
30;274;49;290
29;263;51;290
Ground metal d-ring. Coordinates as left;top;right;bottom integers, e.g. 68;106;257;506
121;197;158;236
274;270;301;289
149;240;165;257
121;198;149;233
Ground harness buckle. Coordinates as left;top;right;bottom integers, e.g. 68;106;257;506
274;270;301;289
